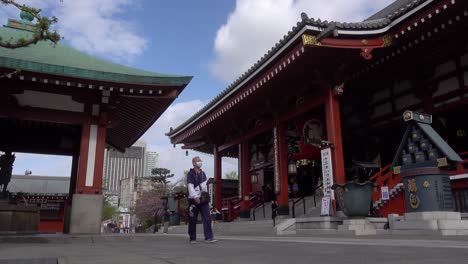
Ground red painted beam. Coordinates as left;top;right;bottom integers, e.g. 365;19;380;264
319;37;391;49
0;106;88;125
218;96;326;153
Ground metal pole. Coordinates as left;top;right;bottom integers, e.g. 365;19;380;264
303;197;306;215
292;200;295;218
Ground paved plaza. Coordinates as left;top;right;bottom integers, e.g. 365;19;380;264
1;234;468;264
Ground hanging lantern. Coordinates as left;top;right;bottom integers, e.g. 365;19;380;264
251;173;258;184
288;160;297;175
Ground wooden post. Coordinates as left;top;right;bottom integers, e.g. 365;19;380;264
240;141;251;218
276;123;290;216
69;154;79;196
75;116;91;194
214;146;222;211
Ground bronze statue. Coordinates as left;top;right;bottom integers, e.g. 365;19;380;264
0;151;15;198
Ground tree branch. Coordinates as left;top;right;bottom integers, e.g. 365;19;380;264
0;0;61;49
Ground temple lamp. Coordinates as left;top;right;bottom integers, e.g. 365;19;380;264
288;160;297;175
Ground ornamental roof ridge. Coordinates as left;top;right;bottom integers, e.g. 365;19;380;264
167;0;431;138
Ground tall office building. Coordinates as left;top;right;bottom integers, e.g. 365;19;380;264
145;151;159;176
103;141;146;193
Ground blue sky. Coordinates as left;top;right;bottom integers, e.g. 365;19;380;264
129;1;233;102
1;0;394;181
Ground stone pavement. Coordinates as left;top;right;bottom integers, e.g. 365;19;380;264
1;233;468;264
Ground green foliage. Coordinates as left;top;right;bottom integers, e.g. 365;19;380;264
0;0;61;49
150;168;175;185
224;171;238;180
101;195;118;221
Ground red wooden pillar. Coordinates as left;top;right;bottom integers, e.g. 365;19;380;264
325;88;345;184
69;154;79;196
240;141;251;219
213;146;222;211
276;123;290;216
75;113;107;194
70;105;107;234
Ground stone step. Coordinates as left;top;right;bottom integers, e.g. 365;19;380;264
438;220;468;230
342;219;369;225
376;229;441;236
337;225;375;231
295;228;354;236
404;211;462;221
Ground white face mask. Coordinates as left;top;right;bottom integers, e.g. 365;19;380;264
195;161;203;168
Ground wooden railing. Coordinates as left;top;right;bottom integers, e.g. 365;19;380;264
369;164;401;205
221;196;241;222
452;152;468;176
370;151;468;211
221;191;264;222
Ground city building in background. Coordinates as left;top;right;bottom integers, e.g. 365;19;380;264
118;176;153;228
145;151;159;176
103;141;147;193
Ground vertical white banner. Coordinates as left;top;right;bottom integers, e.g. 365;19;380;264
85;124;98;187
273;126;280;194
321;147;334;200
320;196;331;216
208;182;214;208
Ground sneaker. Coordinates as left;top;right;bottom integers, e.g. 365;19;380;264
204;239;218;243
189;240;197;244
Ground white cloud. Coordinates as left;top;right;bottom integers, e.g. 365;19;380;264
55;0;147;62
141;100;238;182
210;0;394;83
0;0;147;62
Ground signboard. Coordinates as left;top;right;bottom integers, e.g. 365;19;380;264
321;147;334;200
320;196;331;216
381;186;390;201
208;181;214;208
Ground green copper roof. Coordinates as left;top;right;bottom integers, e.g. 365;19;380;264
0;22;192;86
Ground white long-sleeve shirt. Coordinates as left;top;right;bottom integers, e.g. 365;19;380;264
187;169;207;199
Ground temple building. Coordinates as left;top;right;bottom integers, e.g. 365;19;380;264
0;12;192;233
168;0;468;220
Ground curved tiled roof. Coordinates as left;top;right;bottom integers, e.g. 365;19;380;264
0;22;192;86
167;0;431;138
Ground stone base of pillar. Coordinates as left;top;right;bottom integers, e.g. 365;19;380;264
277;205;289;216
69;194;103;234
240;210;251;219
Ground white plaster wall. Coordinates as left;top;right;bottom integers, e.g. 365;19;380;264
393;80;411;94
434;60;456;79
371;88;391;103
433;77;459;97
14;90;84;112
464;71;468;87
371;102;392;119
395;94;421;110
461;52;468;67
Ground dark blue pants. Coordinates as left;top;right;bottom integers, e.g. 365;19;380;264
188;201;213;241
